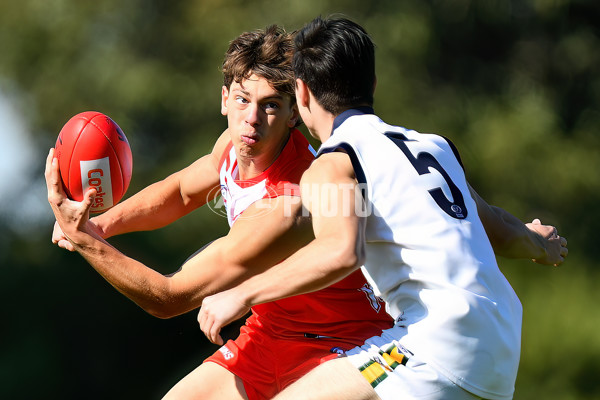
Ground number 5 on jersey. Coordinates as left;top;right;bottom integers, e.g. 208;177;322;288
384;132;467;220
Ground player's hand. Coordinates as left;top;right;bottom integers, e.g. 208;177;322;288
52;218;103;251
526;218;568;266
198;288;250;345
51;221;75;251
45;148;97;247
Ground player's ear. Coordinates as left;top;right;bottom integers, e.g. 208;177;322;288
287;103;300;128
295;78;310;108
221;85;229;116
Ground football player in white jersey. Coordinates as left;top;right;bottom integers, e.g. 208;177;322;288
45;25;397;400
198;17;568;400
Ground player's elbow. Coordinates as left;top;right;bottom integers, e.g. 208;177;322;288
140;297;175;319
331;240;365;273
325;218;367;274
144;300;187;319
140;286;190;319
486;232;512;256
146;305;177;319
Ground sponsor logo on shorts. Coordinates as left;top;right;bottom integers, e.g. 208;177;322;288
219;345;235;360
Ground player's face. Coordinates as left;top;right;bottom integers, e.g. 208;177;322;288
221;74;299;162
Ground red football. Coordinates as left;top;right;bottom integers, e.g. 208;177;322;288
54;111;133;213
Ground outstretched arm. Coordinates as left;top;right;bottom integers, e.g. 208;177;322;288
470;184;568;266
45;147;313;318
51;130;232;251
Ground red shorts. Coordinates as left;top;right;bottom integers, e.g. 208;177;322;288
204;323;348;400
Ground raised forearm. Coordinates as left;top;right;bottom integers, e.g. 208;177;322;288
484;205;548;260
470;184;549;261
94;175;203;239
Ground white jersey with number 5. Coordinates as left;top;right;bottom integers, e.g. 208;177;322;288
317;108;522;400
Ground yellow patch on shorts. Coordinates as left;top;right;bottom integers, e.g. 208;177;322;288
381;345;407;369
359;360;388;388
357;344;410;389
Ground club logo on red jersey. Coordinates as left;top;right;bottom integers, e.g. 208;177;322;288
359;283;384;312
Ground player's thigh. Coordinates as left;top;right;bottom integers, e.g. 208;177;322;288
162;361;248;400
274;356;380;400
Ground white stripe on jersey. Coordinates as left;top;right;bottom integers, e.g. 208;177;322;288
219;146;269;226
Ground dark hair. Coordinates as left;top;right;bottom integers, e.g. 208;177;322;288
222;25;295;102
293;17;376;115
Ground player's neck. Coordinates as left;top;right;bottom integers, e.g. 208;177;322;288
237;159;269;180
308;108;336;144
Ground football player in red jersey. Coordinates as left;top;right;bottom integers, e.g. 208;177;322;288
46;26;392;400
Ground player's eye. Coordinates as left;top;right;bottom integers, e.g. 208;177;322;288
264;102;280;113
235;96;249;105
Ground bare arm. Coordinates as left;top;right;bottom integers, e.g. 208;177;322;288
93;154;221;238
52;130;231;250
45;147;313;319
198;152;364;344
469;184;568;266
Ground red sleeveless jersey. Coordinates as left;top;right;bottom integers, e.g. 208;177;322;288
218;129;393;343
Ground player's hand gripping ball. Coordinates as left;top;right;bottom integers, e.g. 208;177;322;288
54;111;133;213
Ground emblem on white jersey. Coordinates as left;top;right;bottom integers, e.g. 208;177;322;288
359;283;383;312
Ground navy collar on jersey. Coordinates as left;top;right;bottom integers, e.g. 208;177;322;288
331;106;375;134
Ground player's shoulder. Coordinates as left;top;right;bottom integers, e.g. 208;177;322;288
283;129;316;165
302;151;354;185
265;129;315;186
